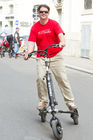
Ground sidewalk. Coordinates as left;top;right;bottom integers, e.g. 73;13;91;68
64;55;93;75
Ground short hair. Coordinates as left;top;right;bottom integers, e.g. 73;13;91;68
38;4;50;12
5;24;8;27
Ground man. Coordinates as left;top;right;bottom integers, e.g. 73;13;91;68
13;27;20;56
25;4;78;112
0;24;13;55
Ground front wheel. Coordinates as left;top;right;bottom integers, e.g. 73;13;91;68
51;119;63;140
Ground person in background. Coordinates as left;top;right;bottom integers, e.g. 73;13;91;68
13;27;20;57
24;4;79;115
0;24;13;55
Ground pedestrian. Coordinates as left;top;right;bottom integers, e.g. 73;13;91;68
0;24;13;55
24;4;78;113
13;27;20;57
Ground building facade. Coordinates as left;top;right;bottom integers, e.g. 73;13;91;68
0;0;93;60
60;0;93;60
0;0;58;35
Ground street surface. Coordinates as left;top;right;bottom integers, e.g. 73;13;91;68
0;55;93;140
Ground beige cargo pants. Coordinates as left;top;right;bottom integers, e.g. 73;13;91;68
36;51;75;108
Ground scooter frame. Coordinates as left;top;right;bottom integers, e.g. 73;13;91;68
28;44;79;140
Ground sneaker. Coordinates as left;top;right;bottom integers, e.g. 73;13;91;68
67;105;79;117
68;105;77;110
37;102;47;110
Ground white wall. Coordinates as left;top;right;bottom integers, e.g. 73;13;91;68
62;0;81;33
13;0;59;36
62;0;82;56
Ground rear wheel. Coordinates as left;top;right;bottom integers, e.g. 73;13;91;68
39;109;47;122
73;115;78;125
41;112;46;122
71;109;79;125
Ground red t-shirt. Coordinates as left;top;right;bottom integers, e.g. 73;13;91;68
28;19;65;58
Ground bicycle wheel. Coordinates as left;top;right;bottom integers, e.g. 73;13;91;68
1;52;3;58
51;119;63;140
3;52;5;57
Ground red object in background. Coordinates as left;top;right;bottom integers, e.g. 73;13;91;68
3;40;10;48
0;42;3;46
0;42;3;50
0;46;3;50
0;38;10;52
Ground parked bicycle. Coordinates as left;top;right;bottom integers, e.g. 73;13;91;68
0;36;13;58
0;36;6;58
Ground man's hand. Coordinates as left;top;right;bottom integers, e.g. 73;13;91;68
58;33;66;48
59;42;66;48
24;41;35;60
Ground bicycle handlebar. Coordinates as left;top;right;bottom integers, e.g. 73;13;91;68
28;44;60;58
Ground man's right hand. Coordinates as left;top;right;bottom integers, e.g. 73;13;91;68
24;41;35;60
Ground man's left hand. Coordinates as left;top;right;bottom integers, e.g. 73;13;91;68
59;42;66;48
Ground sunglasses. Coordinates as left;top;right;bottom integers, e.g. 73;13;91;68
39;11;49;14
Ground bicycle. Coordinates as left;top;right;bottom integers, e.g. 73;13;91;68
0;36;6;58
28;44;79;140
0;35;14;58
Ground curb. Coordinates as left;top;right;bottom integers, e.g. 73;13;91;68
65;64;93;75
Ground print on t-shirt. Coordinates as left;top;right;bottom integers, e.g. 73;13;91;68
38;29;51;35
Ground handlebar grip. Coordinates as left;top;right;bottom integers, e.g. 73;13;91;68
56;44;59;47
53;44;59;48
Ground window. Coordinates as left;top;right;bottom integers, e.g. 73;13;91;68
0;22;2;32
57;0;62;3
84;0;92;9
0;6;3;14
32;5;39;21
9;4;13;14
54;0;62;10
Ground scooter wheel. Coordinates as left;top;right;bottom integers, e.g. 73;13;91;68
72;114;78;125
51;119;63;140
39;109;47;122
71;109;79;125
41;112;46;122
